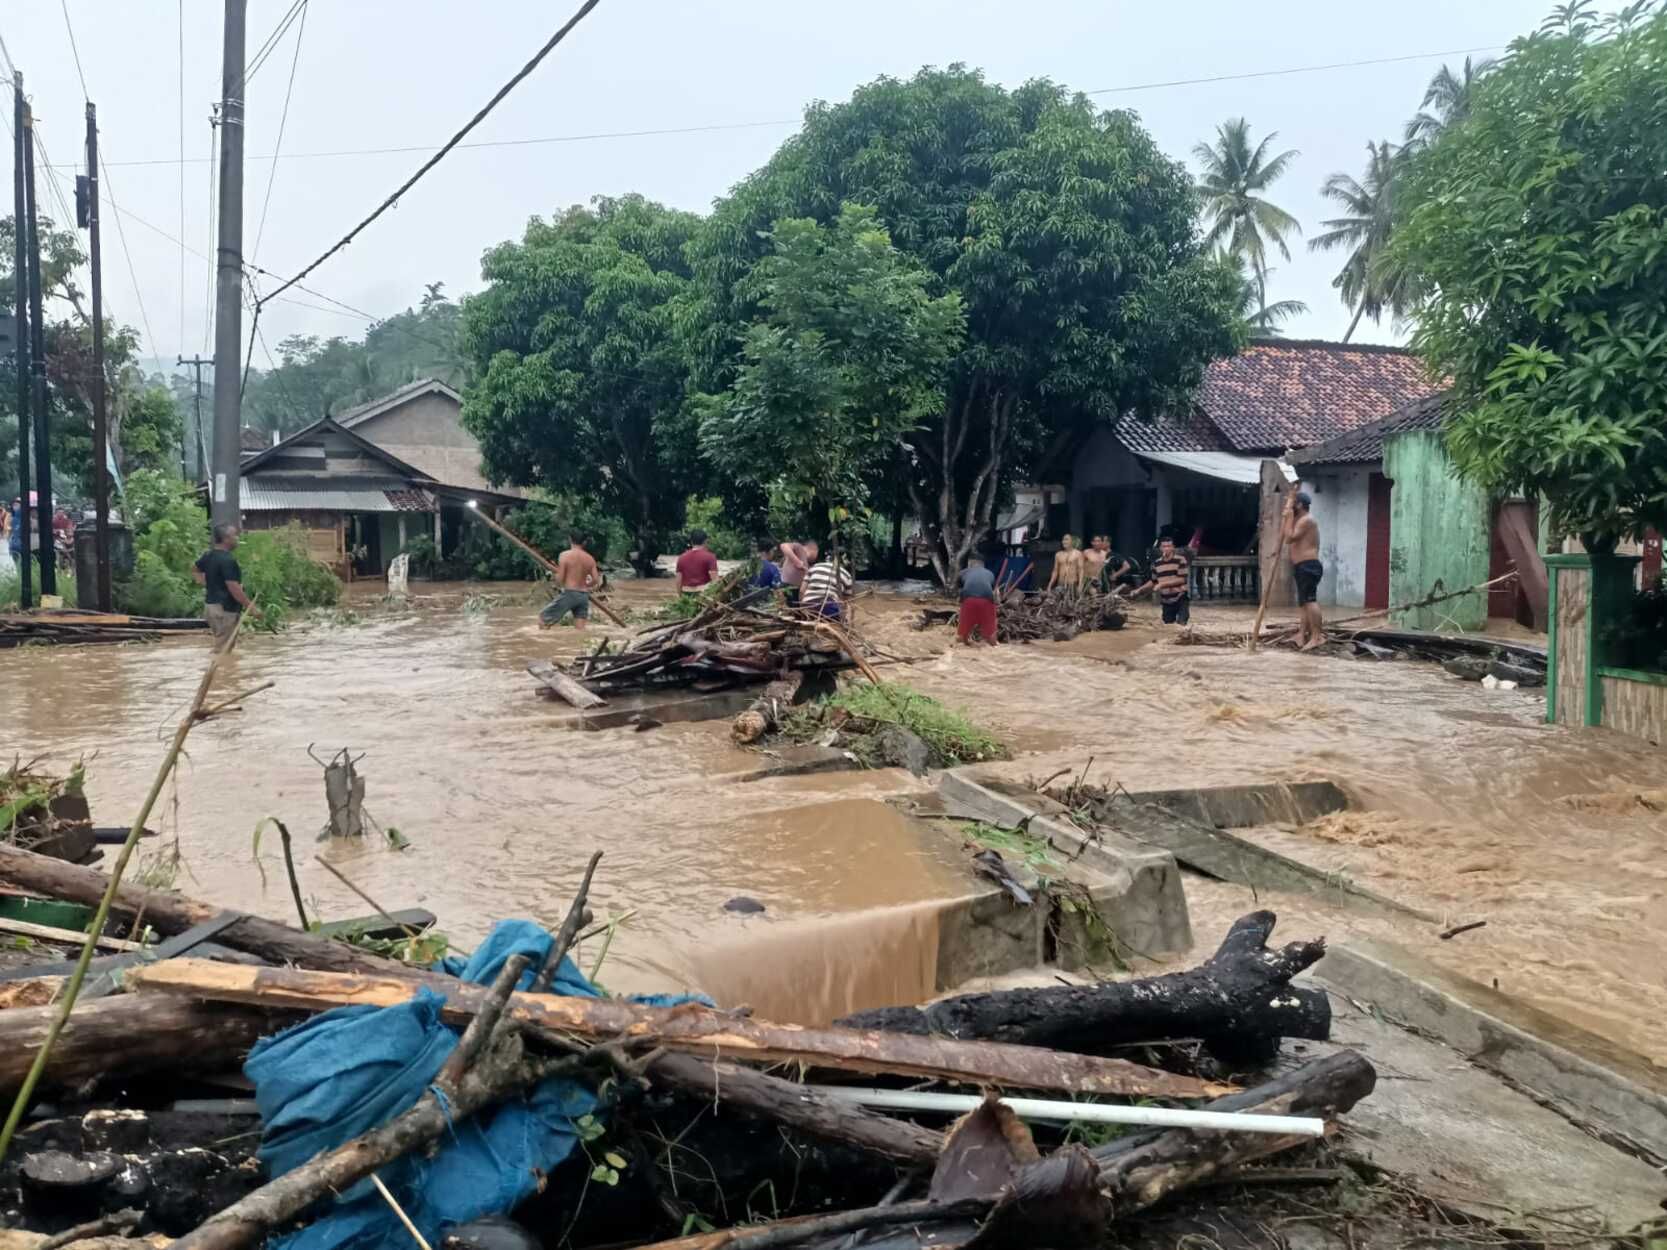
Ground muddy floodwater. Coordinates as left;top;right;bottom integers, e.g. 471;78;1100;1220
4;584;1665;1063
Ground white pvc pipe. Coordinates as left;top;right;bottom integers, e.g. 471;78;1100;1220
808;1087;1325;1137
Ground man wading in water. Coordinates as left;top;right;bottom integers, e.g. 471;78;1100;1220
540;532;600;630
193;524;259;647
1284;491;1325;651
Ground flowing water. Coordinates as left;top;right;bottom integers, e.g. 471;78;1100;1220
3;587;1664;1061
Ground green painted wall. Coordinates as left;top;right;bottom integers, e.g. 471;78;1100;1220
1383;429;1492;631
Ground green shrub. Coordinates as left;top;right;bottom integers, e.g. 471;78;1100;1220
826;682;1007;766
399;534;446;578
0;566;78;612
238;526;342;628
119;552;201;618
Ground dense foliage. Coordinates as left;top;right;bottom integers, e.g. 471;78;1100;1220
694;204;964;550
1390;2;1667;543
461;196;703;571
689;66;1243;580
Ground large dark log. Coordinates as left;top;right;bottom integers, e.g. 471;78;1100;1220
0;842;428;978
0;996;291;1092
123;959;1229;1099
838;911;1329;1063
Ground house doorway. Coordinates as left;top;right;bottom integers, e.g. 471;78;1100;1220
1364;473;1392;611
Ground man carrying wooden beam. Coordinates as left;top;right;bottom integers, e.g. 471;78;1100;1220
539;532;600;630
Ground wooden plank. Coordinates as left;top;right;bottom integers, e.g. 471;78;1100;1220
1496;501;1549;630
526;661;606;709
124;959;1233;1100
0;915;146;952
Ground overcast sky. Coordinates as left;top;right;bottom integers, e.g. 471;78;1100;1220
2;1;1600;376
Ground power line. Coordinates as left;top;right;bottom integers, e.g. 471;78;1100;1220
241;0;305;89
1083;44;1502;95
64;42;1508;173
58;0;90;100
257;0;605;307
251;0;307;265
178;0;186;352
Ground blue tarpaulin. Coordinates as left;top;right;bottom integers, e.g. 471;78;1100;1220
246;920;703;1250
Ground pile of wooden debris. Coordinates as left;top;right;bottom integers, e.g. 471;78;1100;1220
0;610;206;649
912;589;1127;643
0;835;1378;1250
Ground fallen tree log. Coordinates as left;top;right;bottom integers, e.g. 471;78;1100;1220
838;911;1329;1063
648;1053;943;1165
0;843;431;978
123;959;1231;1099
0;996;290;1092
527;661;606;709
731;671;803;744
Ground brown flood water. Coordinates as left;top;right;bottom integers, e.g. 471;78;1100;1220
3;586;1664;1062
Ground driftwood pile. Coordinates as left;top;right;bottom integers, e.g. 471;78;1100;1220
0;610;206;649
0;836;1378;1250
530;584;867;710
914;589;1127;644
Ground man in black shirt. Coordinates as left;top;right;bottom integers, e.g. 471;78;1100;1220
193;524;259;647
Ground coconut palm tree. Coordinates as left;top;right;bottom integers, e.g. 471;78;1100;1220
1194;119;1303;323
1404;57;1493;149
1309;140;1419;341
1235;264;1307;337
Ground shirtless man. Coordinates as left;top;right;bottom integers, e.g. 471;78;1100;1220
1047;534;1085;594
1283;491;1324;650
1082;536;1109;592
540;531;600;629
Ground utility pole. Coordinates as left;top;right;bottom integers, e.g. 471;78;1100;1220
178;355;211;485
209;0;246;528
10;74;30;610
22;98;54;596
84;102;112;610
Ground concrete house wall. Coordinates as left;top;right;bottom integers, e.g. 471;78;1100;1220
1068;427;1168;554
345;389;505;496
1305;468;1372;608
1383;430;1491;631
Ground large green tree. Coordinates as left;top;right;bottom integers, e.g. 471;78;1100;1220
1194;118;1303;327
1390;1;1667;544
462;195;703;568
695;203;964;550
689;66;1242;580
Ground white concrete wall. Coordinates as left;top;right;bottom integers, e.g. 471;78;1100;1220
1305;468;1372;607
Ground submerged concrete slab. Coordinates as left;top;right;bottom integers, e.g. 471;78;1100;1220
1320;939;1667;1165
938;771;1193;957
728;745;861;783
1309;993;1665;1233
1126;780;1349;829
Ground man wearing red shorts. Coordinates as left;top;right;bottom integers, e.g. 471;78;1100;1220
957;557;999;645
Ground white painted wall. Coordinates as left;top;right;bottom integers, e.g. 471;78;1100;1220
1304;468;1372;607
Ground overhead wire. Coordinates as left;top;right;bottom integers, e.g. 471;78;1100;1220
241;0;306;89
65;42;1508;173
178;0;186;352
251;0;307;266
58;0;90;100
257;0;605;308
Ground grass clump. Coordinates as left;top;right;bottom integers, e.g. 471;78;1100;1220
959;819;1058;870
827;682;1007;767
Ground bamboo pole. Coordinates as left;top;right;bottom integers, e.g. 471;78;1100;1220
0;611;258;1162
461;504;627;627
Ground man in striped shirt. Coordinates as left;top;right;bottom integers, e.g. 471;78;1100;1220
799;557;855;619
1132;535;1192;625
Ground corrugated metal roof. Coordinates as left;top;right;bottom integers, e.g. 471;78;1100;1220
1134;449;1295;485
241;483;437;512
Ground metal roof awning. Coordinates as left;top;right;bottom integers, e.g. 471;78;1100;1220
1134;450;1296;486
996;503;1044;532
241;482;439;513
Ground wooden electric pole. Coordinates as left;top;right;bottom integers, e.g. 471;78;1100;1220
11;74;30;610
209;0;246;528
85;102;112;610
21;98;54;596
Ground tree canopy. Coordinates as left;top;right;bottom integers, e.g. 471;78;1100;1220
689;66;1242;578
1194;119;1303;327
461;194;703;566
694;203;964;547
1390;1;1667;543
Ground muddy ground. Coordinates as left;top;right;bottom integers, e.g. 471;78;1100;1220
2;579;1664;1070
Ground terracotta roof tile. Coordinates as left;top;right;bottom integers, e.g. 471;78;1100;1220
1287;393;1449;465
1114;407;1231;454
1198;340;1442;454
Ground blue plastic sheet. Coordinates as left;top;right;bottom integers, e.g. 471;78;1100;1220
246;920;702;1250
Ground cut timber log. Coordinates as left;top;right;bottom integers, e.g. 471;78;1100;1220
526;661;606;709
0;916;145;952
731;671;803;744
0;996;290;1092
838;911;1329;1064
0;842;433;979
123;959;1232;1100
